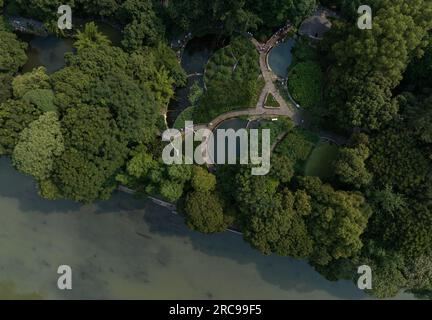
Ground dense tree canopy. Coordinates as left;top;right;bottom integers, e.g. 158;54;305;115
0;99;41;155
298;177;371;266
12;112;64;180
0;30;27;74
74;22;111;50
2;0;432;299
160;0;315;38
12;67;50;98
334;134;372;189
323;0;432;130
55;104;127;202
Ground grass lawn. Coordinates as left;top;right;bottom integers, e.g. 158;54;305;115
193;36;262;123
173;106;195;129
265;93;280;108
275;127;319;172
304;141;339;181
287;37;323;109
275;127;339;180
288;61;323;109
258;118;293;145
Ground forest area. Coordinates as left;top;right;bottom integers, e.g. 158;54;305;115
0;0;432;299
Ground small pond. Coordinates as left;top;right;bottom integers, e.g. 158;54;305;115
19;20;122;74
268;37;295;78
20;34;74;74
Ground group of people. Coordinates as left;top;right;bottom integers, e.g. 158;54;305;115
258;23;292;53
171;32;193;58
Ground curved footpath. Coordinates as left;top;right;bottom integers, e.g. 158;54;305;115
193;24;300;133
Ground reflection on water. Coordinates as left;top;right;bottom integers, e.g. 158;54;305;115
0;157;394;299
20;35;74;74
268;38;295;78
19;21;121;75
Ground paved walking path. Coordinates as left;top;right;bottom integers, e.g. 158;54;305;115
271;131;290;153
194;22;299;134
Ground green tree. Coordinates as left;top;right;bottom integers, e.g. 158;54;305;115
150;42;187;87
402;43;432;92
0;30;27;73
12;67;50;98
185;191;228;233
406;94;432;144
38;178;62;200
369;126;429;193
235;169;313;258
167;164;193;182
299;176;371;266
126;148;157;180
405;255;432;294
56;104;127;202
87;71;159;144
0;99;41;155
0;73;12;103
191;166;216;192
270;155;294;184
188;81;203;106
324;0;432;129
246;0;315;30
79;0;121;17
160;179;184;202
22;89;56;113
51;67;92;111
74;22;111;51
120;0;162;51
361;247;408;299
245;189;313;258
12;112;64;180
335;143;372;189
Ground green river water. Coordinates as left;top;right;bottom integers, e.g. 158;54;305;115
1;158;381;299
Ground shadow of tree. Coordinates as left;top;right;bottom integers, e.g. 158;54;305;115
140;200;367;299
0;157;367;299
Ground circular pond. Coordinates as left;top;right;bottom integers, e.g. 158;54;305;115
268;38;295;78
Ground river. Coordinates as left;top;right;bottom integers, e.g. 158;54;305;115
0;158;379;299
19;20;121;74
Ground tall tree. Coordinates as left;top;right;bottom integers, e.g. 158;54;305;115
334;134;372;188
235;169;313;258
0;100;41;155
120;0;163;51
12;112;64;180
12;67;50;98
74;22;111;51
56;104;127;202
298;177;371;266
323;0;432;129
0;30;27;73
185;191;229;233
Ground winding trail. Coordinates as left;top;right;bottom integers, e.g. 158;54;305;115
187;24;301;165
193;22;299;133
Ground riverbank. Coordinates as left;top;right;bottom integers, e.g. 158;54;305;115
0;157;391;299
